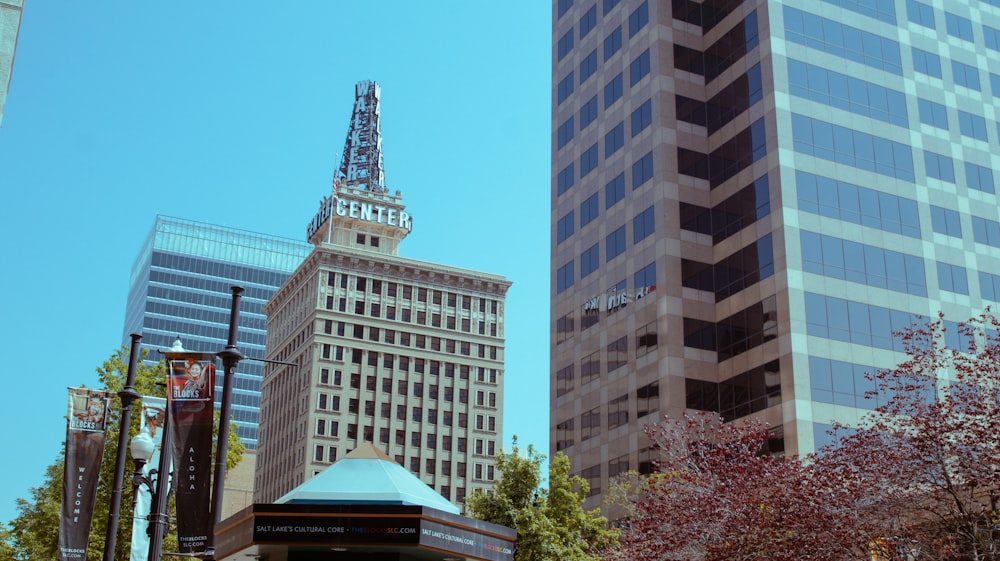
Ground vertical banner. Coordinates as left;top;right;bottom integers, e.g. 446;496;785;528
130;397;166;561
59;388;113;561
165;352;217;555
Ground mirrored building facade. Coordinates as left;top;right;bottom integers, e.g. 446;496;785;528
551;0;1000;507
123;215;312;448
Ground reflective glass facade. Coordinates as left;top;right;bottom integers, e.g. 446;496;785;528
551;0;1000;508
123;216;312;448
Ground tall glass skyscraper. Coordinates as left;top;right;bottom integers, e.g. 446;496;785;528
551;0;1000;507
123;215;312;448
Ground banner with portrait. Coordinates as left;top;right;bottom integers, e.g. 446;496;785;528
58;387;113;561
165;351;217;555
130;396;166;561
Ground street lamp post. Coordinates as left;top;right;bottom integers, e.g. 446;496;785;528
208;286;244;559
102;333;143;561
130;405;171;561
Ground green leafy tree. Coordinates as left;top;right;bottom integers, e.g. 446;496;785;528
466;439;618;561
3;346;245;561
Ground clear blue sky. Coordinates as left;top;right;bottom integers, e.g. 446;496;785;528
0;2;551;524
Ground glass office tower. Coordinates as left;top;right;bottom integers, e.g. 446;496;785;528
123;215;312;448
551;0;1000;507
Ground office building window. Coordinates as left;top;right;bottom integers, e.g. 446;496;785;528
604;26;622;61
633;205;655;243
604;73;623;108
636;320;658;357
557;116;574;149
628;1;648;37
945;12;973;41
635;261;656;290
918;99;948;129
557;163;575;195
580;192;599;227
581;244;600;278
580;95;598;129
557;211;575;243
630;49;651;86
556;364;574;396
582;351;601;385
557;29;574;61
925;151;955;182
931;206;962;237
558;72;575;104
606;226;626;261
906;0;935;28
952;60;981;90
557;0;573;18
608;394;628;429
631;99;652;136
973;216;1000;247
581;144;599;177
986;25;1000;51
580;49;598;84
958;111;988;141
966;162;995;194
582;407;601;440
607;336;628;372
557;261;575;293
912;47;942;78
580;4;597;37
605;122;625;157
605;173;625;209
632;151;654;188
937;262;969;294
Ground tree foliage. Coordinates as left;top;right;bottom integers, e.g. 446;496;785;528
3;346;245;561
825;312;1000;561
466;439;617;561
607;312;1000;561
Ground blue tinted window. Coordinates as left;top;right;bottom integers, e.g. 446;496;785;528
603;0;620;16
580;5;597;38
581;192;599;227
605;173;625;208
557;164;575;195
581;143;599;177
966;162;995;194
796;171;920;237
633;205;655;243
558;0;573;18
801;231;927;296
973;216;1000;247
632;151;654;188
952;60;981;90
557;261;575;293
937;262;969;294
631;99;652;136
557;116;575;150
986;25;1000;51
605;122;625;157
912;47;942;77
820;0;895;24
917;98;948;129
958;110;988;140
581;244;600;278
628;1;649;37
924;151;955;182
557;211;575;244
930;205;962;237
992;73;1000;98
791;114;914;181
580;50;598;84
557;72;575;104
787;59;908;126
634;261;656;290
805;292;917;352
604;26;622;61
558;30;574;61
784;6;903;75
809;356;881;409
630;49;651;86
906;0;935;28
945;12;974;41
580;95;598;129
606;226;626;261
981;271;1000;301
604;73;623;108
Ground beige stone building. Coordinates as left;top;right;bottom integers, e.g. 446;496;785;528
254;183;511;506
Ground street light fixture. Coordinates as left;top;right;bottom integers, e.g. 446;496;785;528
130;391;172;561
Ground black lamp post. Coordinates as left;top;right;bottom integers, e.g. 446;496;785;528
207;286;245;559
102;333;143;561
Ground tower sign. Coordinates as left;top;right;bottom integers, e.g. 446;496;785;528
338;80;385;193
